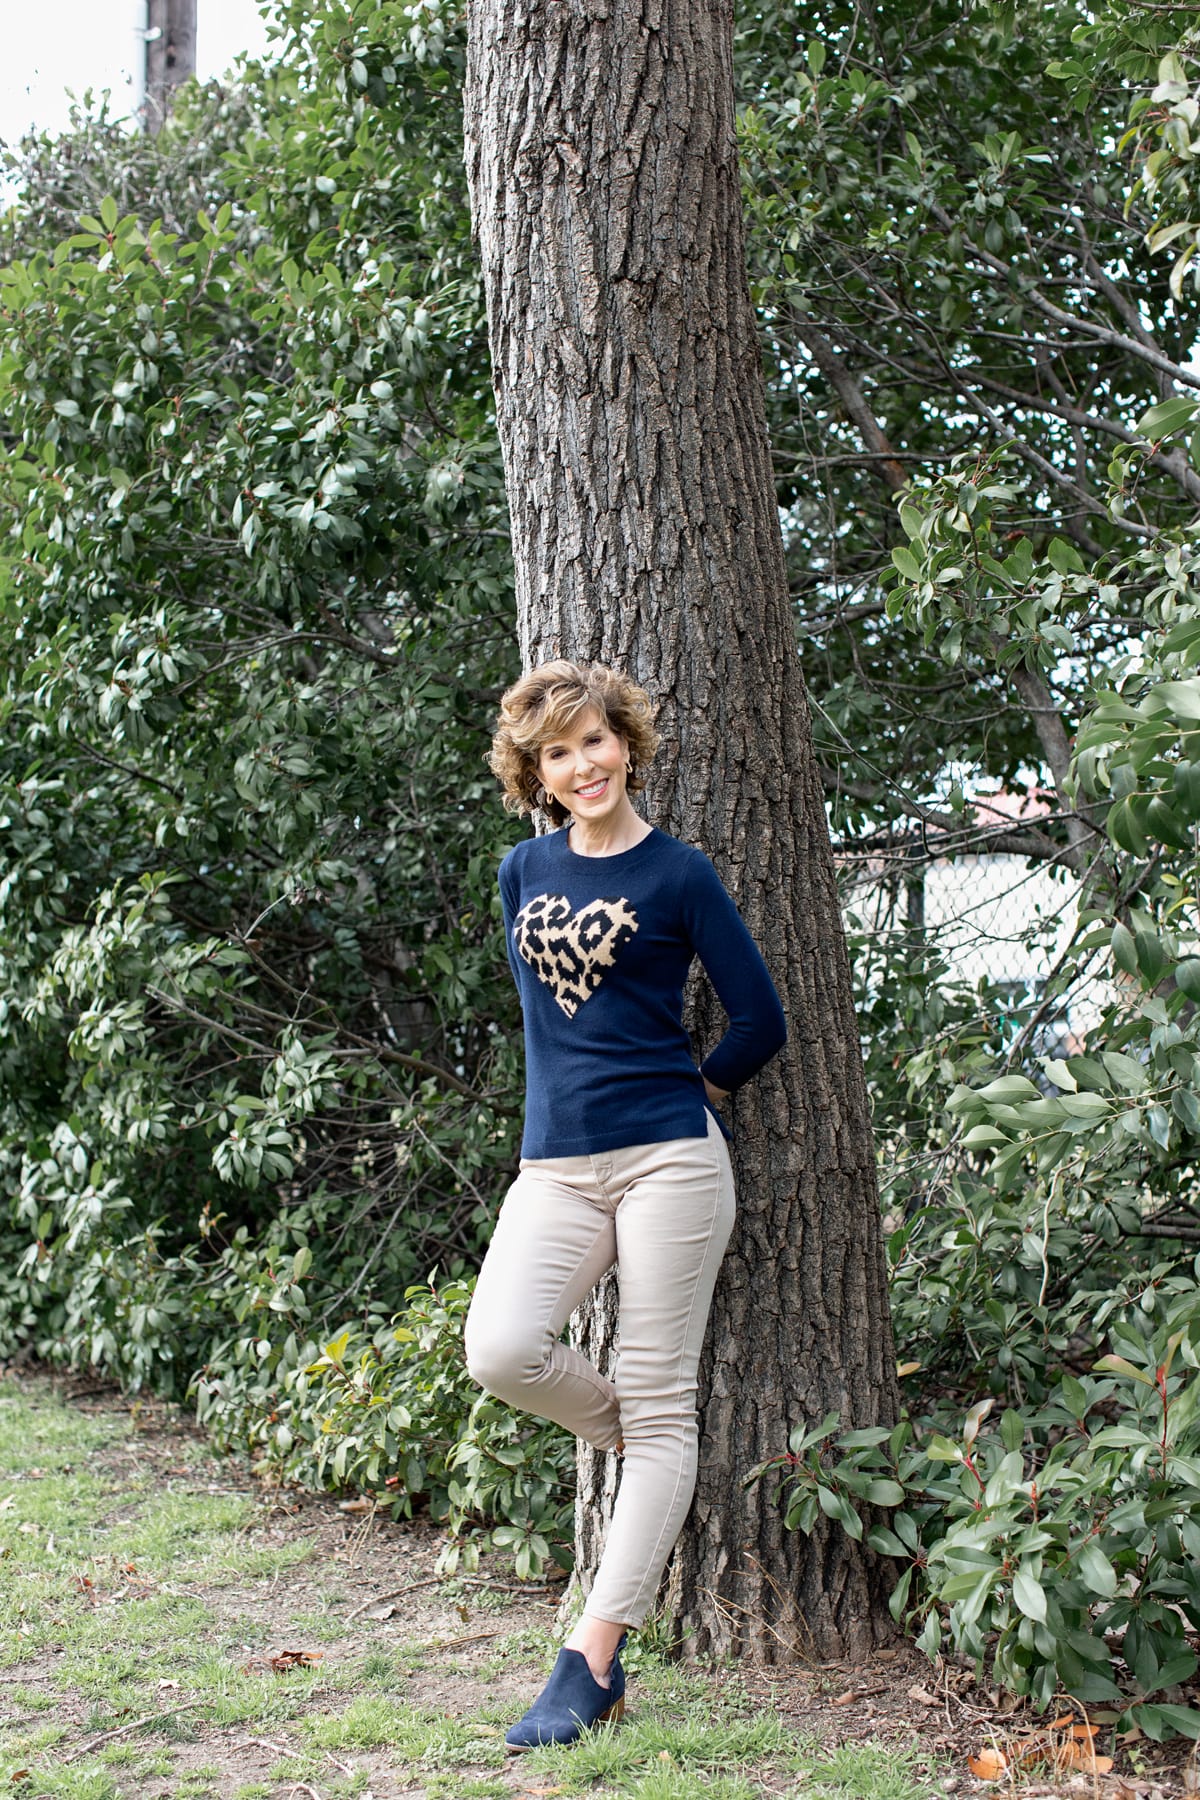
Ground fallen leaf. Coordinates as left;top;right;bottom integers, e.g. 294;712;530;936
1054;1737;1113;1775
338;1498;373;1514
1070;1721;1099;1740
967;1748;1008;1781
830;1690;856;1706
156;1679;180;1691
908;1685;939;1706
269;1648;324;1671
363;1601;395;1621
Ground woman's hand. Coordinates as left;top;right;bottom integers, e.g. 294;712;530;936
703;1076;729;1108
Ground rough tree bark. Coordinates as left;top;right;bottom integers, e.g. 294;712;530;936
464;0;899;1658
143;0;198;135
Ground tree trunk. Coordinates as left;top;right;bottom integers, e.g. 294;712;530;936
464;0;899;1659
143;0;198;135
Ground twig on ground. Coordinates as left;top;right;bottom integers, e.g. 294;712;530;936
324;1752;355;1774
232;1736;288;1755
461;1575;566;1595
346;1570;565;1621
65;1701;203;1761
346;1575;446;1619
287;1786;322;1800
432;1628;506;1650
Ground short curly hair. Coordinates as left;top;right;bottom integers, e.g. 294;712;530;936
489;660;660;827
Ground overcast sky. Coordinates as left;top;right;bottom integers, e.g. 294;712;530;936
1;0;274;147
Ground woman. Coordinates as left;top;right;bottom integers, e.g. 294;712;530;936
465;659;786;1751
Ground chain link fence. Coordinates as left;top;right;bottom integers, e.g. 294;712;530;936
838;799;1111;1064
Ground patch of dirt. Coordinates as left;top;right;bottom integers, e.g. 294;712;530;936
2;1372;1196;1799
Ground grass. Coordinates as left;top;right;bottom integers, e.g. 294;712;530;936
0;1375;945;1799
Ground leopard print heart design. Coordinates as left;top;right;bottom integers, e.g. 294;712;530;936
513;892;640;1018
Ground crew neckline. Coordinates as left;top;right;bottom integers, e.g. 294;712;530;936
558;823;660;865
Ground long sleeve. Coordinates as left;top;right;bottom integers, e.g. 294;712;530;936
679;850;787;1093
497;851;523;989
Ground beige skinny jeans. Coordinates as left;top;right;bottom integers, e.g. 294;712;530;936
464;1113;735;1626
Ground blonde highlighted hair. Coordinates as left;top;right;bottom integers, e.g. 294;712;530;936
489;660;660;826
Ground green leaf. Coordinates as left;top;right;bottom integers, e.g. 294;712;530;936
1093;1354;1154;1385
1100;1050;1148;1093
1076;1537;1116;1597
1134;1702;1200;1739
1046;536;1084;574
1000;1408;1025;1452
1146;795;1194;849
1154;679;1200;723
1108;798;1149;857
863;1478;906;1506
1111;921;1138;975
961;1125;1011;1148
869;1526;909;1557
977;1075;1040;1101
1137;396;1200;439
898;502;924;541
1012;1565;1047;1622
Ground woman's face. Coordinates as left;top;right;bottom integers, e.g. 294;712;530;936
537;706;630;823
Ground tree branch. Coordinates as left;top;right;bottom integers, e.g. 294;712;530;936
792;318;910;494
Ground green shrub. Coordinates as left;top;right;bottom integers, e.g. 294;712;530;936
194;1277;575;1577
763;1267;1200;1740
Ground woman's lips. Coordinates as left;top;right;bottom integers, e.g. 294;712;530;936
575;778;608;798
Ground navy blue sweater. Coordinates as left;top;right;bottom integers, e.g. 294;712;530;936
498;826;787;1158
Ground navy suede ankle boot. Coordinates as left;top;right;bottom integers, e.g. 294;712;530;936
505;1633;628;1751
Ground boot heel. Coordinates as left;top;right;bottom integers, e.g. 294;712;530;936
599;1693;626;1725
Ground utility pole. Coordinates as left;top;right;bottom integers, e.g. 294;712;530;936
143;0;197;134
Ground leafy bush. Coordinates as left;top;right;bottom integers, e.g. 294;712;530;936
763;1269;1200;1739
194;1277;575;1578
0;0;523;1393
